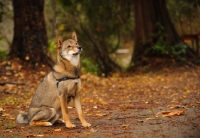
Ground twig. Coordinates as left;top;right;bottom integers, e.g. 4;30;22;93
0;81;26;85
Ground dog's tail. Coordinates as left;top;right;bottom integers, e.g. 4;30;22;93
16;113;28;124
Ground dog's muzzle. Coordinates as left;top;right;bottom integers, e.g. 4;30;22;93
73;46;82;55
78;46;82;51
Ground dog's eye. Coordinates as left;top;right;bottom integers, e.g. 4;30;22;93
67;45;71;48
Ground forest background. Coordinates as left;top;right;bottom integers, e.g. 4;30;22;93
0;0;200;75
0;0;200;137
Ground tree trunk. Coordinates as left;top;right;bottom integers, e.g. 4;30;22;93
9;0;53;66
81;25;120;75
132;0;182;61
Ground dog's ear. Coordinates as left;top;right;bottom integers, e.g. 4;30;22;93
57;36;63;49
71;31;78;41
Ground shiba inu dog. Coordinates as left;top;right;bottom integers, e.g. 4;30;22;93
16;31;91;128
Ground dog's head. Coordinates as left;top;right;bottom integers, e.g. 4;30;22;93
57;31;82;61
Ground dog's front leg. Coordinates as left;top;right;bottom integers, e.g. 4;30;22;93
59;94;76;128
74;95;91;127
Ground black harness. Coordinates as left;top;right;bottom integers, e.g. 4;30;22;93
56;76;80;88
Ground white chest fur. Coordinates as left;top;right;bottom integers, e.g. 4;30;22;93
62;54;80;66
69;55;80;66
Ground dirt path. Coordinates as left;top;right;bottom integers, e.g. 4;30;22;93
0;60;200;137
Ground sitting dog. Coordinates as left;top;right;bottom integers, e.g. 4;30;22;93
16;31;91;128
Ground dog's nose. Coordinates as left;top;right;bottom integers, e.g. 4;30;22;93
78;46;82;51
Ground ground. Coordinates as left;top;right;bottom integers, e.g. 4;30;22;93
0;59;200;138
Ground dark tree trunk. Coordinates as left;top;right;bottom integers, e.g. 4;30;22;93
9;0;53;66
132;0;182;61
81;25;120;75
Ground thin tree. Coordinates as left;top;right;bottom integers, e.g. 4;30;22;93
9;0;53;66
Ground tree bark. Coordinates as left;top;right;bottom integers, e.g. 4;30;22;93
9;0;53;66
132;0;182;61
81;25;120;75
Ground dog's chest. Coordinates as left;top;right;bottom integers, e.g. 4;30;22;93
63;79;80;97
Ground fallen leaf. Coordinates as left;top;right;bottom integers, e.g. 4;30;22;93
99;99;108;104
25;56;29;60
96;113;107;117
36;134;44;137
11;61;22;71
86;131;91;135
168;104;183;109
82;98;93;103
121;124;129;127
93;106;98;109
90;128;97;133
163;86;169;89
0;108;4;112
40;71;46;76
2;113;11;117
156;110;185;117
145;117;155;120
54;128;62;132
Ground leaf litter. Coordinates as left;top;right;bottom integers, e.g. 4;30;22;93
156;110;185;117
0;59;200;137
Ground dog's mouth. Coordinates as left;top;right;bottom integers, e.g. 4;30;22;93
73;51;81;55
73;47;82;55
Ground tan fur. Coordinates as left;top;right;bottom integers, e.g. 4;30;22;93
16;31;91;128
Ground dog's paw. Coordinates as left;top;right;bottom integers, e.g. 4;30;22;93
66;123;76;128
56;118;65;124
46;122;53;126
82;122;91;127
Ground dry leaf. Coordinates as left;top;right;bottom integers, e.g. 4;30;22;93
36;134;44;137
96;113;107;117
90;128;97;133
145;117;155;120
0;108;4;112
99;99;108;104
168;104;183;109
11;61;22;71
93;106;98;109
82;98;93;103
86;131;91;135
54;128;62;132
25;56;29;60
40;71;46;76
156;110;185;117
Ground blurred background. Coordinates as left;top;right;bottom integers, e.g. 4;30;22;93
0;0;200;75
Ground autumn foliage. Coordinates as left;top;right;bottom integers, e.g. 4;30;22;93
0;59;200;137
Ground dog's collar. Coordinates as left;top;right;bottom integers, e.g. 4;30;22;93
56;76;80;87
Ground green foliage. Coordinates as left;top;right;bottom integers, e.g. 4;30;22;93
44;0;197;73
46;0;134;74
168;0;200;16
147;22;186;59
48;40;56;53
149;41;186;58
48;40;57;61
0;34;7;59
82;0;133;52
0;49;7;59
81;58;99;75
